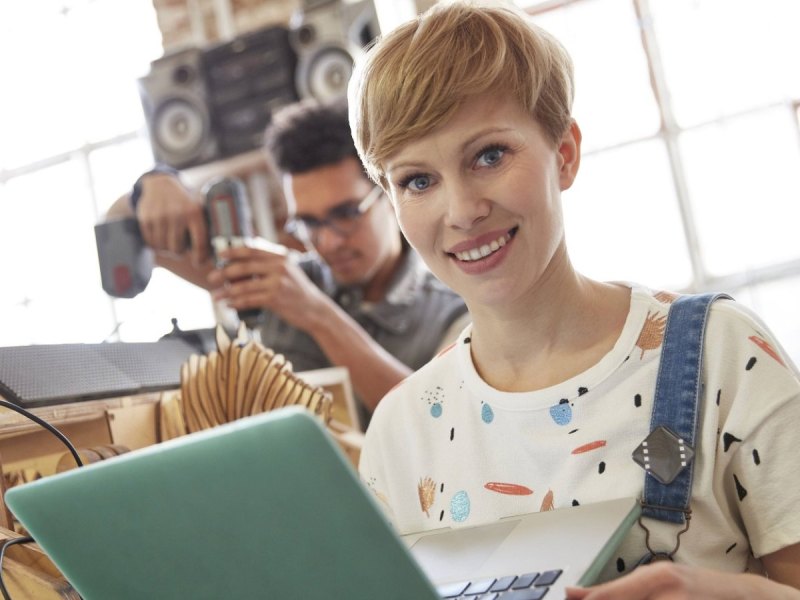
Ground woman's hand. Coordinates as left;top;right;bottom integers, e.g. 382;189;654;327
565;562;800;600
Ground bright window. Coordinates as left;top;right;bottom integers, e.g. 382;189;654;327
517;0;800;363
0;0;216;347
565;139;692;289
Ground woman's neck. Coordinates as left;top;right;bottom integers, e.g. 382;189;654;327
468;256;630;393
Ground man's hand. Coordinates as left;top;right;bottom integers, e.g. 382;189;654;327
565;562;800;600
136;173;210;266
208;245;331;331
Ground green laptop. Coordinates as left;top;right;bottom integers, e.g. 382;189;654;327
6;407;438;599
6;407;639;599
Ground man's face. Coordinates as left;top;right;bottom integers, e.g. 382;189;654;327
285;156;400;287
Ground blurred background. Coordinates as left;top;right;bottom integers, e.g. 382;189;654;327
0;0;798;362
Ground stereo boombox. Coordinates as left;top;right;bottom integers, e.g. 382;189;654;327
137;0;380;170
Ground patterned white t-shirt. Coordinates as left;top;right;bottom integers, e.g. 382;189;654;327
359;286;800;581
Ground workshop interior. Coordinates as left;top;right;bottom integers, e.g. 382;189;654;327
0;0;799;597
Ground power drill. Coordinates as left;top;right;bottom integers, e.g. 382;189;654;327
94;175;264;328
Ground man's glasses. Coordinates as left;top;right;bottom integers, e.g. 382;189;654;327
285;185;384;244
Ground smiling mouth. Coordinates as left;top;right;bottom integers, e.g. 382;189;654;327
451;227;518;262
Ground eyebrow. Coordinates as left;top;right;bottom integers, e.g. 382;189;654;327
386;126;516;174
295;199;360;219
294;198;361;220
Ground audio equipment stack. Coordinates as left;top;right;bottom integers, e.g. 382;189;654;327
137;0;381;170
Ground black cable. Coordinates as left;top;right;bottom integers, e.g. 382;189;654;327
0;400;84;599
0;537;34;600
0;400;83;468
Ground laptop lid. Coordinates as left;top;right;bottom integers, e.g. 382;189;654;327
5;407;439;600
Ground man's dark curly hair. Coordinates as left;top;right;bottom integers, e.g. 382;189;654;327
264;97;359;175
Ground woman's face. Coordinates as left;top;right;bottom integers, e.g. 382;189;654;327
383;93;581;312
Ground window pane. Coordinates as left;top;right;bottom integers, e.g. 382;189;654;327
0;0;162;168
650;0;800;127
531;0;661;151
0;160;117;345
680;107;800;277
112;267;216;343
67;1;163;143
564;139;692;288
0;5;82;167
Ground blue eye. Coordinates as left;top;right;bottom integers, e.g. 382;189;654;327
402;174;431;192
476;145;505;167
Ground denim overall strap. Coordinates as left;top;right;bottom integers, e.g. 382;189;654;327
642;292;732;525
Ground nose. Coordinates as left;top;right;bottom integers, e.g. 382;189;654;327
312;224;346;254
443;180;491;230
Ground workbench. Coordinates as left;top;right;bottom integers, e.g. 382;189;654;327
0;367;361;598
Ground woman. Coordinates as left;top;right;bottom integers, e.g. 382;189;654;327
348;1;800;597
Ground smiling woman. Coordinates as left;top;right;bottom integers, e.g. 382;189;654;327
351;1;800;596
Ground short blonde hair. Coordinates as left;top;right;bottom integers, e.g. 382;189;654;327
349;1;575;187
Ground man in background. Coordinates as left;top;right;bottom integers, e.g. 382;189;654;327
106;98;468;424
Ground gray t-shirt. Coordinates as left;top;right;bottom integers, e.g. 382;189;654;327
257;248;468;423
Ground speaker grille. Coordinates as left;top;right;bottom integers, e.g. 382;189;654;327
203;25;299;158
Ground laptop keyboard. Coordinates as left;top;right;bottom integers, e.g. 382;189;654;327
437;569;562;599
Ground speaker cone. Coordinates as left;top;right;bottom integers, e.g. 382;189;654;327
153;98;209;156
297;45;353;102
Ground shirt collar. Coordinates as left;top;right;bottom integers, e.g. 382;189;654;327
334;248;429;333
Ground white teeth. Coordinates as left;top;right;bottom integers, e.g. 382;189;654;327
454;231;513;262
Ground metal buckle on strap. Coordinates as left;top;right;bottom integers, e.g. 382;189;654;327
637;501;692;563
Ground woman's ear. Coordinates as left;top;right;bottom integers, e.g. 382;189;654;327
557;120;582;191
